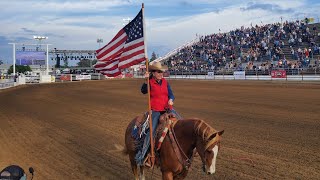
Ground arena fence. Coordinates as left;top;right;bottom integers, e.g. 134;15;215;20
166;68;320;76
2;67;319;89
133;68;320;81
0;77;15;89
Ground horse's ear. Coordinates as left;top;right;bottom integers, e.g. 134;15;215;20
218;130;224;136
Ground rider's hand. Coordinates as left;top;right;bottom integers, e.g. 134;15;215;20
144;72;149;83
144;72;149;78
168;99;174;106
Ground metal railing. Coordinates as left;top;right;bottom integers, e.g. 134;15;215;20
164;68;320;76
0;76;15;89
132;67;320;81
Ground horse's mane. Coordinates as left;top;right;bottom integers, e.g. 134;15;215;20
193;119;218;144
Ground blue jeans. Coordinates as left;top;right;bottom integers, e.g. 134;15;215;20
135;109;180;165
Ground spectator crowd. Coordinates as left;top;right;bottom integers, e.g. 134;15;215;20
166;19;320;73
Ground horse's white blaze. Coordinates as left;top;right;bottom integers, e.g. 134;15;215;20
208;145;219;174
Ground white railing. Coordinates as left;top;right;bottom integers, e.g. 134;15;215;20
0;78;15;89
133;68;320;81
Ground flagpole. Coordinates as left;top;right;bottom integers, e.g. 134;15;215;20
142;3;155;168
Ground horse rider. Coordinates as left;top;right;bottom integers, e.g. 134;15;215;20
135;61;178;166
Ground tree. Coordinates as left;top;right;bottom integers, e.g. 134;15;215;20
7;65;32;74
305;18;310;24
77;59;97;67
0;59;3;65
150;51;157;62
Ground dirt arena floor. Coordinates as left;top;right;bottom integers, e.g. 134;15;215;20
0;79;319;179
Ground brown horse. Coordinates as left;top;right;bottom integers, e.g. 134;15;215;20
124;114;224;180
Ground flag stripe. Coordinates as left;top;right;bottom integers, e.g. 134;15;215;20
122;38;144;54
121;48;144;61
96;38;126;60
96;29;126;56
97;36;126;61
98;45;124;62
119;54;145;69
100;65;119;71
118;38;145;68
101;68;120;74
101;70;121;76
93;58;119;69
95;62;119;71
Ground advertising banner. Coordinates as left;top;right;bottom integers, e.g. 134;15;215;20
125;73;133;78
234;71;246;80
207;71;214;79
60;74;72;81
75;75;91;80
271;70;286;78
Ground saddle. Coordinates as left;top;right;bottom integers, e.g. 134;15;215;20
132;112;178;168
149;113;178;168
131;112;177;140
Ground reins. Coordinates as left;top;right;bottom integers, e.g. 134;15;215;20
170;125;192;169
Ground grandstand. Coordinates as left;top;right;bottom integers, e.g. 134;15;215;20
157;20;320;75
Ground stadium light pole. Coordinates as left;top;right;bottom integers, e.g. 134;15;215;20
33;36;48;49
46;44;51;75
97;38;103;48
8;43;16;76
33;36;51;75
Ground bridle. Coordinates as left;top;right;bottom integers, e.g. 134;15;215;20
205;133;221;150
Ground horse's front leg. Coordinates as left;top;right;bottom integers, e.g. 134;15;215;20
162;171;173;180
139;165;145;180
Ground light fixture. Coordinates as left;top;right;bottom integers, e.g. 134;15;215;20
33;36;48;40
97;38;103;48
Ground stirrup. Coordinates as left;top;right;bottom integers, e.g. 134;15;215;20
143;154;153;168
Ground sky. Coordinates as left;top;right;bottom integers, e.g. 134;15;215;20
0;0;320;65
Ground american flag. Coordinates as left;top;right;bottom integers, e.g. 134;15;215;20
94;9;145;77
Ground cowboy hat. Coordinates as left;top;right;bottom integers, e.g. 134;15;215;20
148;61;168;72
